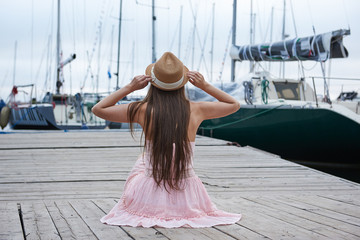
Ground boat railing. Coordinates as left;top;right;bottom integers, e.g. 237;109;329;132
307;76;360;107
9;84;36;108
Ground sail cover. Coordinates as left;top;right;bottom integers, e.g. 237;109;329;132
230;29;350;62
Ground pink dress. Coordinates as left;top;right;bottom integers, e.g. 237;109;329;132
100;142;241;228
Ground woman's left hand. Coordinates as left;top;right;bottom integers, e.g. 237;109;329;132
129;75;152;91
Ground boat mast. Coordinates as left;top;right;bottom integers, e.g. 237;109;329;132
116;0;123;90
109;25;114;93
250;0;254;72
191;3;196;69
281;0;286;79
96;23;102;96
13;41;17;86
210;3;215;82
269;6;274;72
231;0;237;82
152;0;157;63
56;0;61;94
178;5;183;59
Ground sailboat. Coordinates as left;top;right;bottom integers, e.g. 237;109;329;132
193;1;360;164
4;0;120;130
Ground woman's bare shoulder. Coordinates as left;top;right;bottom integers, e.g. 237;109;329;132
189;101;206;119
189;101;205;108
189;101;211;111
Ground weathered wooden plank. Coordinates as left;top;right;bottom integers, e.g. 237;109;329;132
213;224;269;240
155;227;236;240
317;194;360;207
69;200;133;240
275;195;360;226
242;195;360;240
93;199;170;240
21;201;61;240
0;131;225;149
44;200;97;240
252;195;360;239
283;195;360;219
215;198;329;240
0;202;24;240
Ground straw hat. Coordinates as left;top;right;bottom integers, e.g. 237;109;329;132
145;52;189;91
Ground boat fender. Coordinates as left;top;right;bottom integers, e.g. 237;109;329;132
0;106;10;129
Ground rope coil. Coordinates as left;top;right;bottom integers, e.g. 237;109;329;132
261;78;269;104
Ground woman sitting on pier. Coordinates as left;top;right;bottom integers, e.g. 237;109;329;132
92;52;241;228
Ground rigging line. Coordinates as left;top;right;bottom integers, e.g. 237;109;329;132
195;19;210;78
341;0;351;29
99;1;117;81
257;62;279;79
217;27;232;83
196;13;211;77
31;0;34;84
302;61;318;71
262;7;271;43
306;0;315;32
189;1;210;75
289;0;298;37
34;40;49;85
167;0;170;51
96;0;114;74
188;0;198;69
183;25;193;64
255;0;265;44
38;9;55;97
0;71;9;95
183;0;195;65
43;36;51;96
182;4;191;64
83;0;87;89
81;0;107;90
42;0;55;95
48;0;55;94
72;0;76;52
289;0;305;78
135;0;169;9
327;59;332;90
169;17;180;52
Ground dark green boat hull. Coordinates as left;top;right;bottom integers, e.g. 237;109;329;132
199;106;360;163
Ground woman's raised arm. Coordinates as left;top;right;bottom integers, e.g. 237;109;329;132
91;75;151;122
187;71;240;121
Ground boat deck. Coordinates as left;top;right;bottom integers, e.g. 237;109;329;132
1;130;360;239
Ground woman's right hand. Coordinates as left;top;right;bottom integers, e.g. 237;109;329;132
187;71;209;90
128;75;152;91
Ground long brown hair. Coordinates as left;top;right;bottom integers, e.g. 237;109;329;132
128;85;191;190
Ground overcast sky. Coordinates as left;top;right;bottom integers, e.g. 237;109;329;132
1;0;359;101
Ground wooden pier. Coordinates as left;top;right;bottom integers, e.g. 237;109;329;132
0;130;360;239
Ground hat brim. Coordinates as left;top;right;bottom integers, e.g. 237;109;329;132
145;63;189;91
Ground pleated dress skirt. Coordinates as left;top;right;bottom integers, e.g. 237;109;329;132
100;142;241;228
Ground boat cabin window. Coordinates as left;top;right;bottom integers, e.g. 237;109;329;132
273;82;301;100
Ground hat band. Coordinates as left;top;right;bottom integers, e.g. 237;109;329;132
151;66;184;90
